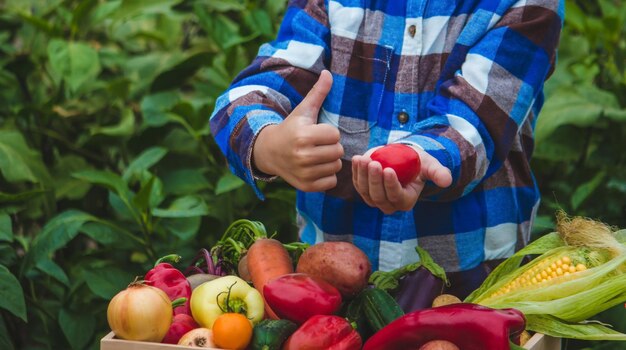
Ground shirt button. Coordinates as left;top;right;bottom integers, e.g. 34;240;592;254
397;111;409;124
408;25;416;38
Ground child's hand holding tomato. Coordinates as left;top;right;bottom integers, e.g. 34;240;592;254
352;144;452;214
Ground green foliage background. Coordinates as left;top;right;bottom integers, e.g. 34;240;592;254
0;0;623;349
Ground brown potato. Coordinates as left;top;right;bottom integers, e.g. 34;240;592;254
296;241;371;298
431;294;462;307
419;340;460;350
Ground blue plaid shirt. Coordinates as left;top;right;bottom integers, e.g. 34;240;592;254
210;0;564;272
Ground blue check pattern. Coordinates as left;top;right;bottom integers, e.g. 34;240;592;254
210;0;564;272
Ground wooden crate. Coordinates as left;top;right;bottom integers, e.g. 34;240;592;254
101;331;560;350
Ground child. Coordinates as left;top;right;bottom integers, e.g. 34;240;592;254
210;0;563;298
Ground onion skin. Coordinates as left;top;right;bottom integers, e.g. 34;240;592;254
107;283;173;342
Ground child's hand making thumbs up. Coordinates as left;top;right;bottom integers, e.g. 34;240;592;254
252;70;344;192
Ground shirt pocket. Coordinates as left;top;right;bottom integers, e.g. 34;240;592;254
320;38;393;134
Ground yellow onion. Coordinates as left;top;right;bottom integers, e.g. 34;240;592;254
107;281;173;342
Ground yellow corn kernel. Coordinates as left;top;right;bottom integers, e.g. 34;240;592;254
576;264;587;271
562;264;570;272
556;259;563;266
541;271;548;278
562;256;571;264
568;265;577;273
556;267;563;275
550;263;557;270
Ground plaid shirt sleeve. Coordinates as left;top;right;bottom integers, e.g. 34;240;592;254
209;0;330;199
398;1;563;200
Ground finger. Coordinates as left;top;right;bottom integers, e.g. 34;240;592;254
309;123;341;145
367;161;387;205
351;156;360;187
356;157;372;203
310;174;338;192
296;143;343;165
383;168;403;206
300;159;342;180
295;70;333;124
419;152;453;188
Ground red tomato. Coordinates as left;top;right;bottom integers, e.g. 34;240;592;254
370;144;421;186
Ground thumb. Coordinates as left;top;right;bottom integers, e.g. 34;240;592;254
294;70;333;123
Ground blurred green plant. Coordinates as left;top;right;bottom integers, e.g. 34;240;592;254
0;0;292;349
533;0;626;231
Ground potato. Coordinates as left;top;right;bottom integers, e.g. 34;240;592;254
296;241;371;298
419;340;460;350
519;330;532;346
431;294;462;307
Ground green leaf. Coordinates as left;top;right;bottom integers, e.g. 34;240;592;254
536;88;603;141
0;316;14;350
52;155;92;200
527;314;626;340
140;91;180;126
22;210;93;275
161;217;201;241
195;0;245;12
36;259;69;286
84;266;134;300
0;214;13;242
215;173;245;195
80;221;142;247
0;130;50;184
133;176;156;212
152;196;209;218
123;147;168;182
571;172;606;210
47;39;101;93
72;170;131;199
16;11;61;36
0;265;27;322
71;0;99;34
90;108;135;137
151;51;212;92
161;168;211;195
0;189;48;204
59;308;96;350
112;0;183;20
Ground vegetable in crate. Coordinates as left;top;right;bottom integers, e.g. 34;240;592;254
212;313;253;350
362;303;525;350
162;313;199;344
369;246;448;313
296;241;371;298
465;211;626;341
190;275;264;328
283;314;362;350
177;328;215;347
107;280;180;342
250;319;298;350
263;273;342;324
342;287;404;342
145;254;192;315
247;237;294;319
185;248;228;290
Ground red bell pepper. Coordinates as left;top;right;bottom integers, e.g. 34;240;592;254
283;315;362;350
363;303;525;350
263;273;342;324
145;254;192;315
161;313;199;344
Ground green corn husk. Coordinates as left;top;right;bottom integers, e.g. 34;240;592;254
466;212;626;340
